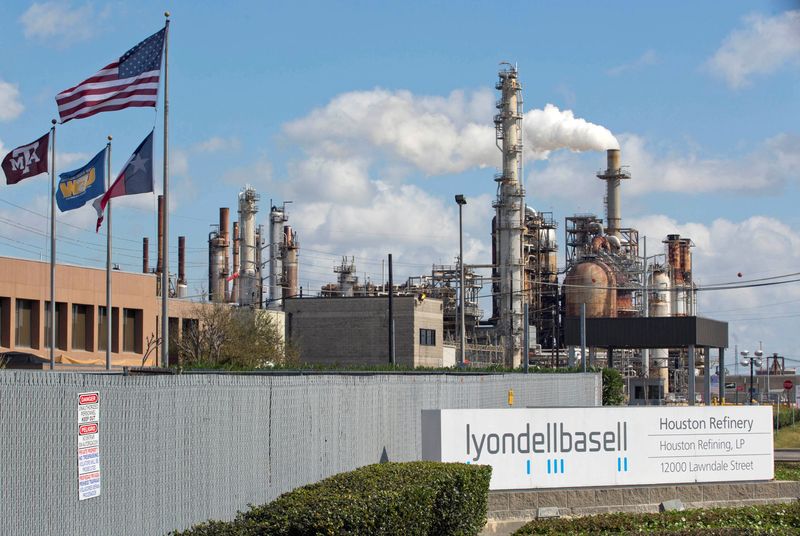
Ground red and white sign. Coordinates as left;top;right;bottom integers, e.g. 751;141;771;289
78;391;100;423
784;380;793;390
78;391;101;500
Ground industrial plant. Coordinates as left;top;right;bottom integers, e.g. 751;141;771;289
169;63;759;405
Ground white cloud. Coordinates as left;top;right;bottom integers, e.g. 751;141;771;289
630;214;800;354
192;136;240;153
528;132;800;203
0;80;24;121
283;88;617;176
20;2;106;44
607;49;659;76
57;151;89;170
286;156;375;205
707;10;800;88
223;157;273;188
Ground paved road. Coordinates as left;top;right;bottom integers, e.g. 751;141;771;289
775;449;800;462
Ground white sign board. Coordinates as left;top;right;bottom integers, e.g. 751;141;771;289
422;406;773;490
78;392;101;500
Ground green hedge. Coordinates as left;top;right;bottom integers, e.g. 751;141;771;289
172;461;492;536
512;502;800;535
774;407;800;429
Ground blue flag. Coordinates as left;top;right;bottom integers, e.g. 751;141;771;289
56;147;107;212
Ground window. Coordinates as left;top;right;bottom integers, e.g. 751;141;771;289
15;299;34;348
419;328;436;346
0;297;9;348
97;306;119;352
44;301;65;349
72;304;91;351
122;308;142;353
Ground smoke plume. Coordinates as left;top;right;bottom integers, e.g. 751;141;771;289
523;104;619;161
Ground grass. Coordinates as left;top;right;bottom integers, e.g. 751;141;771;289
774;421;800;449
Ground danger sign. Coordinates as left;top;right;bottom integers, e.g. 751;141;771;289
77;391;101;500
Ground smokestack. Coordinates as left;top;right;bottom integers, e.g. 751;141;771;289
143;237;149;273
220;207;230;301
178;236;186;284
232;221;240;303
157;195;164;274
597;148;629;238
282;225;299;301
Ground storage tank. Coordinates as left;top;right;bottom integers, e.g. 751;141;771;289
564;260;617;317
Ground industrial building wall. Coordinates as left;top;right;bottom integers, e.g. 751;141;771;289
285;296;444;367
0;370;600;536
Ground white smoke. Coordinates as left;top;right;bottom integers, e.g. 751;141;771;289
283;89;618;176
523;104;619;161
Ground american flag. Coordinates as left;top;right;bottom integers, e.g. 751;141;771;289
56;27;166;123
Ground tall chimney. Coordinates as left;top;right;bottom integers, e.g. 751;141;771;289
220;207;230;301
597;148;629;238
232;221;240;303
282;225;299;301
178;236;186;284
157;195;164;274
143;237;149;273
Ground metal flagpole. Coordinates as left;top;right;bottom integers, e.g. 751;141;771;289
49;119;57;370
160;13;170;368
106;136;112;370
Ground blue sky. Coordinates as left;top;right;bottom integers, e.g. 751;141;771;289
1;1;799;366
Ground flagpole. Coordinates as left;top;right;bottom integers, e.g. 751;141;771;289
161;12;170;368
106;136;112;371
49;119;57;370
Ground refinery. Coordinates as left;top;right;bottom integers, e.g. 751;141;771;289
183;64;775;404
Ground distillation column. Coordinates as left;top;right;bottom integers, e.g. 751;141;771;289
238;186;260;306
494;65;525;367
282;225;299;301
269;205;288;309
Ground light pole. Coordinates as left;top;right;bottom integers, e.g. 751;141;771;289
740;350;762;405
455;194;467;367
755;349;765;404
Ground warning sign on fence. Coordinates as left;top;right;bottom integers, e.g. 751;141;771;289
78;392;101;500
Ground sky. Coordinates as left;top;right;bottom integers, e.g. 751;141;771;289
1;1;799;368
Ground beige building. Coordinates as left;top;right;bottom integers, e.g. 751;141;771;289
284;296;444;367
0;256;202;367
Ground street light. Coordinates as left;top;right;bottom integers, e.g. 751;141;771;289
740;350;762;405
755;349;765;403
455;194;467;367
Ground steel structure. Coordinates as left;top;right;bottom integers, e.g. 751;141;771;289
523;209;559;349
492;63;525;367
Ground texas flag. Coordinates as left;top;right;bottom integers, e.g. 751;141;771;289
94;130;154;231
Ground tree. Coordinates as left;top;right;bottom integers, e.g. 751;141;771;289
602;367;625;406
175;302;291;369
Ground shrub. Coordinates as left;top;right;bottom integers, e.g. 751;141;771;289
512;502;800;535
602;367;625;406
173;462;492;536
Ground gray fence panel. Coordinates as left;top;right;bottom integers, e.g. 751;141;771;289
0;371;599;536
